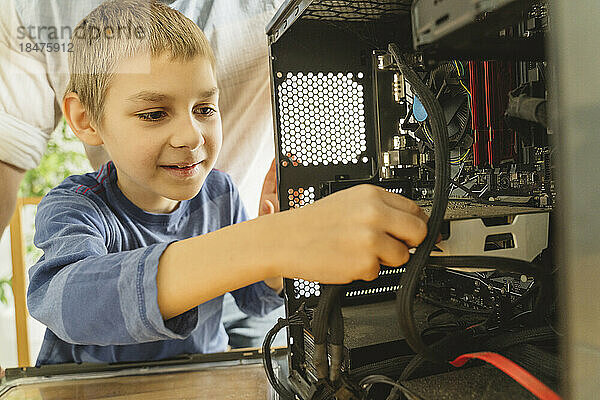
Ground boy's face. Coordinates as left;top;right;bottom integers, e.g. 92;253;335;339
98;53;221;213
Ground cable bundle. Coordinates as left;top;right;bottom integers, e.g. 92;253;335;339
389;43;451;363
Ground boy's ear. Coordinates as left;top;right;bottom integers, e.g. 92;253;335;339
63;93;104;146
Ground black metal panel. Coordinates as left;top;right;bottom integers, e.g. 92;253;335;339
267;0;412;44
271;21;377;196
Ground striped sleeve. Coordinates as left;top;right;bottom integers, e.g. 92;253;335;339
27;190;197;346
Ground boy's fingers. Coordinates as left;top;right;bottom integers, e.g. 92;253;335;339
382;207;428;248
377;187;428;223
376;233;410;267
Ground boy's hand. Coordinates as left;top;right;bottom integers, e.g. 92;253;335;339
259;159;279;216
271;184;428;284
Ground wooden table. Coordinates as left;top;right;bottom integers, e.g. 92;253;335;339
0;349;285;400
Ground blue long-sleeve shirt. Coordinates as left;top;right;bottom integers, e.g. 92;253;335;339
27;162;283;365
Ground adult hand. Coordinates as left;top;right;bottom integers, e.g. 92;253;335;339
258;159;279;217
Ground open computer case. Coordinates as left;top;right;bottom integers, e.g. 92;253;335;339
262;0;600;398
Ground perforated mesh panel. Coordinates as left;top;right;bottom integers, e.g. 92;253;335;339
346;285;400;297
386;187;404;195
287;186;316;208
345;267;404;298
303;0;412;21
294;279;322;299
293;267;405;300
278;72;368;167
285;186;319;300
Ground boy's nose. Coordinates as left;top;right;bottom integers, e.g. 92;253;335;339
169;117;205;150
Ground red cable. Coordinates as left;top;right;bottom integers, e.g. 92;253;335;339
450;351;561;400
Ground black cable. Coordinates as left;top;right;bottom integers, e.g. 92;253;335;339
360;374;425;400
385;354;425;400
426;308;454;324
311;284;344;381
329;298;344;346
386;314;555;400
485;326;555;351
262;318;296;400
348;355;415;381
385;327;557;400
312;285;338;345
310;383;336;400
328;293;344;383
420;324;464;337
503;343;560;382
400;354;426;382
389;43;451;363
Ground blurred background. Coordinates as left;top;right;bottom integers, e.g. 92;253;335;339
0;120;90;368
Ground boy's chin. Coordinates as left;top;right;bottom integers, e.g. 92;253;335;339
163;183;205;202
158;170;209;201
164;188;202;202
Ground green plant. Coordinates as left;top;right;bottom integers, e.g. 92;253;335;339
0;121;89;309
19;119;90;198
18;119;91;265
0;277;11;305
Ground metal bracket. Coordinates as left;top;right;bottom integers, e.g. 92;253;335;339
436;212;550;261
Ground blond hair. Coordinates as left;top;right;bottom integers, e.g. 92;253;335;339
65;0;215;126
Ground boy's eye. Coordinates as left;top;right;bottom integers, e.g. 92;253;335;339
137;111;167;121
194;106;217;117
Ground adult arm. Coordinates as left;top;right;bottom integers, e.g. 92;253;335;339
0;0;62;231
0;161;24;234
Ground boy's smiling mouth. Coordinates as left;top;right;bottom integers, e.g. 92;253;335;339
160;161;203;177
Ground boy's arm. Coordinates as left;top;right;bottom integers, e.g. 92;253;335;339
29;184;426;344
215;167;283;318
258;159;283;293
28;190;197;346
157;184;428;319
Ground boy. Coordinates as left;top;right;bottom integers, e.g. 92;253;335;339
28;0;428;365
